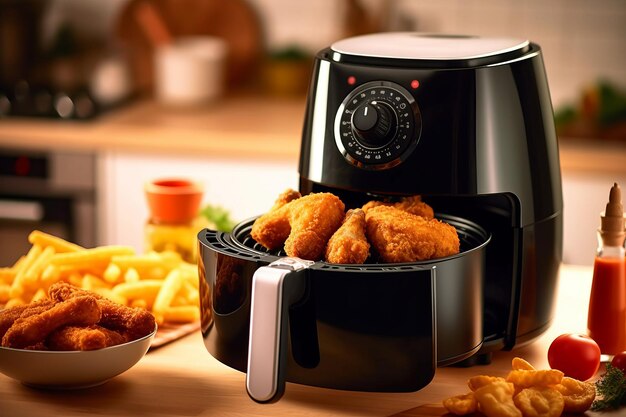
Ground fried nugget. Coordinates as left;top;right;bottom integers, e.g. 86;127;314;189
362;195;434;219
365;206;460;263
48;282;156;340
325;209;370;264
47;325;127;351
250;188;301;250
2;296;101;349
284;193;345;260
0;299;55;340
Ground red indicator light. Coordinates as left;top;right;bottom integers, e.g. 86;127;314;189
410;79;420;89
347;76;356;85
15;156;30;176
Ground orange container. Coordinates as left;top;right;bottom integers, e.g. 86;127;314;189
145;178;203;224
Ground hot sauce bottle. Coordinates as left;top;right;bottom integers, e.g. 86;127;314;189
587;183;626;357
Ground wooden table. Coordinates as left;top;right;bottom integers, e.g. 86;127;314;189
1;264;623;417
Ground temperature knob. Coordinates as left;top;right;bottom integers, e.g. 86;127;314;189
335;81;422;170
351;101;396;149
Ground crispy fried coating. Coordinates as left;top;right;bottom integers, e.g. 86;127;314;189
47;325;127;351
283;193;345;260
250;189;301;250
2;296;101;349
48;282;156;340
251;191;345;260
365;206;460;263
362;195;434;219
0;299;55;340
324;209;370;264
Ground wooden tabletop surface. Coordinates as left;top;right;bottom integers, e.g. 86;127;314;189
1;263;623;417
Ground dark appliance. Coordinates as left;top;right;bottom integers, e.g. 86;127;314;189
198;33;563;403
0;148;97;266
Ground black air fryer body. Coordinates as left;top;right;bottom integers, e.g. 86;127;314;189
199;33;563;403
299;33;563;351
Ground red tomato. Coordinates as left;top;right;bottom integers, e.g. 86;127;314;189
611;351;626;373
547;334;601;381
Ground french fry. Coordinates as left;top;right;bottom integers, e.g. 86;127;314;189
163;305;200;323
112;280;163;301
103;263;122;284
0;284;10;303
30;287;47;302
131;298;148;310
91;287;128;306
111;253;179;272
41;264;62;288
50;246;135;266
124;267;140;283
5;297;26;308
28;230;84;253
23;246;55;286
0;267;16;285
82;274;109;291
153;269;185;324
10;244;43;297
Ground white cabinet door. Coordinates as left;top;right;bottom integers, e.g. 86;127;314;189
98;152;298;252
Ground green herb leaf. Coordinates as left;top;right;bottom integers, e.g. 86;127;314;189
591;364;626;411
199;204;237;232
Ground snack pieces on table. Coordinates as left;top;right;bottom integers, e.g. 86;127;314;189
0;230;200;326
442;357;596;416
0;283;156;350
365;206;460;262
324;208;370;264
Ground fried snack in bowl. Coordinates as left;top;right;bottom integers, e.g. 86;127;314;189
553;376;596;413
0;327;155;389
513;387;564;417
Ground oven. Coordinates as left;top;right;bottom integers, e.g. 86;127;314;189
0;147;96;266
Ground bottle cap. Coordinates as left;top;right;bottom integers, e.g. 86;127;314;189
600;182;626;247
145;178;203;224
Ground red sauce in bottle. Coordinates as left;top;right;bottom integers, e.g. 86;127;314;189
588;256;626;355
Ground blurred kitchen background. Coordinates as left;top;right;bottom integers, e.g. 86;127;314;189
0;0;624;266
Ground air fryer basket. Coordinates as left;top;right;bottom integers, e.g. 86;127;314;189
198;213;490;400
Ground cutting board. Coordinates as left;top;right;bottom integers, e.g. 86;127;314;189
115;0;264;93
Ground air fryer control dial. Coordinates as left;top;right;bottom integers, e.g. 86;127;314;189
335;81;421;170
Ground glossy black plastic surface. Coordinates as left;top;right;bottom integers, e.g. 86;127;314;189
198;214;489;392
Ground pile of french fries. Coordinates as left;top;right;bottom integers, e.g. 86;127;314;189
0;230;200;325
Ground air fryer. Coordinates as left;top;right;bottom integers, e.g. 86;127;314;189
198;33;563;403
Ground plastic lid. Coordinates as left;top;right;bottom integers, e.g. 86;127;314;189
600;182;625;247
331;33;529;61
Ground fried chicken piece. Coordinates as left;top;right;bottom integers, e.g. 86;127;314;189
48;283;156;340
2;295;101;349
325;209;370;264
365;206;460;263
251;188;302;250
284;193;345;260
0;299;55;340
47;325;128;351
362;195;434;219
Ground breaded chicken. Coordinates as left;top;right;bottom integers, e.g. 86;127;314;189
325;209;370;264
47;325;127;351
48;282;156;340
0;299;55;340
2;296;101;349
365;206;459;263
250;188;302;250
362;195;434;219
284;193;345;260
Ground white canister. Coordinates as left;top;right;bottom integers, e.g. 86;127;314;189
155;37;228;106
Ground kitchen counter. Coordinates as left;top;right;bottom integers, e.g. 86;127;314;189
1;264;623;417
0;97;625;172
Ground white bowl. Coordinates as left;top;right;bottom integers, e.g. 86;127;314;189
0;327;156;389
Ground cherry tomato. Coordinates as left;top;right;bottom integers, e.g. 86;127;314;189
611;351;626;373
547;334;601;381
